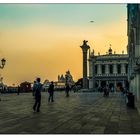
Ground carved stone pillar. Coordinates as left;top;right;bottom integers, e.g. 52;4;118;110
113;64;117;74
105;64;109;74
98;64;101;75
121;63;126;74
89;59;93;89
89;59;93;77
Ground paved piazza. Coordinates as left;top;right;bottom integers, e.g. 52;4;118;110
0;91;140;134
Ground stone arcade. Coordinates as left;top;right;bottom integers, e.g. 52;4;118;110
88;47;128;91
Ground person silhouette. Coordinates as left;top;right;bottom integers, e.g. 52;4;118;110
48;81;54;102
33;78;42;112
65;84;70;97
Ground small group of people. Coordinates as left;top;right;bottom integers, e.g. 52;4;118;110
32;78;55;112
32;78;71;112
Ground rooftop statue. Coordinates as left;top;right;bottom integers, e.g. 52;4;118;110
83;40;88;45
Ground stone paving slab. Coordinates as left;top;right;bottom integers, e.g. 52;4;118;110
0;91;140;134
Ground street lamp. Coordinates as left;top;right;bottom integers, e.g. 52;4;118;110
0;58;6;69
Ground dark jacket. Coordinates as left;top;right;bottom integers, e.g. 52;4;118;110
34;82;42;96
48;84;54;94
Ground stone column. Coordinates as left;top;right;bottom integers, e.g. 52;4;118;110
89;58;93;89
113;64;117;74
98;64;101;75
89;79;93;89
80;40;90;89
92;59;96;89
105;64;109;74
89;59;92;78
121;63;126;74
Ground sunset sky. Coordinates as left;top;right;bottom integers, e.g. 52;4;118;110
0;4;127;86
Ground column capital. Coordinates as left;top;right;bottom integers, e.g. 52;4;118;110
80;40;90;53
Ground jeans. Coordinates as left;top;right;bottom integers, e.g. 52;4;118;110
33;94;41;112
48;92;54;102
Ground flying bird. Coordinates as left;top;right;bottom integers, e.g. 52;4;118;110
90;21;94;23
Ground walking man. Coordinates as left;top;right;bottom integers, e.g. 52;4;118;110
33;78;42;112
48;81;54;102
